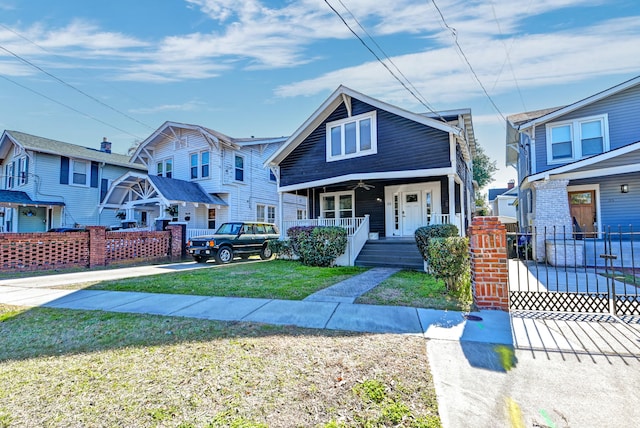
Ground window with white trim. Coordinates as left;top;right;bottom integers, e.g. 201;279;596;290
320;191;354;219
297;209;306;220
546;114;609;164
17;156;28;185
157;158;173;178
71;159;89;186
256;204;276;223
190;151;210;180
326;111;377;162
235;154;244;182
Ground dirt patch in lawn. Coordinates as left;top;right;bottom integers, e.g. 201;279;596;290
0;305;441;427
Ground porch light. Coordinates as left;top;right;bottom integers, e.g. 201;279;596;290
621;184;629;193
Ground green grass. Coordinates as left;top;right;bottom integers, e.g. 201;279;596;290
356;270;472;311
0;304;441;427
84;260;367;300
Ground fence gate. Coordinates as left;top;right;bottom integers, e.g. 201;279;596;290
508;228;640;316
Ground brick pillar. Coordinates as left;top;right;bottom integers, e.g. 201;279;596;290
469;217;509;311
166;225;183;262
87;226;106;268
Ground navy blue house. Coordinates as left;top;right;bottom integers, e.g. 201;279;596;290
265;86;476;264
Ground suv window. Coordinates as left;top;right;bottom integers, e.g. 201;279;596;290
255;224;266;233
217;223;242;234
241;224;254;234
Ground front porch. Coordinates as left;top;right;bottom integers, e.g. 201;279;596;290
280;213;460;267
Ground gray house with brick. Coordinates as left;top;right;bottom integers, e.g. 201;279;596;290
506;75;640;257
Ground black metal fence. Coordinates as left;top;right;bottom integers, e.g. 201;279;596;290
508;226;640;316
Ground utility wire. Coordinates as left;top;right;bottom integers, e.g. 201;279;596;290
0;72;143;140
333;0;444;121
0;22;154;113
324;0;448;122
488;0;527;112
0;42;156;133
430;0;506;122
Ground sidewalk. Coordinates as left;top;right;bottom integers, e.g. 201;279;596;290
0;263;511;341
2;262;639;427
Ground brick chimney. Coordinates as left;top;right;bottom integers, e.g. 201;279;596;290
100;137;112;153
507;179;515;189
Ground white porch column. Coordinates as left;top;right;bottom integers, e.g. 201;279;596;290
459;179;466;236
448;174;455;226
125;208;135;221
532;179;572;261
278;191;284;237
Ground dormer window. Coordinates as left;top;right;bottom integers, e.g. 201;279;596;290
326;111;377;162
546;114;609;164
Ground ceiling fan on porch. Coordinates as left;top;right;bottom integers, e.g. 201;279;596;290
351;180;375;190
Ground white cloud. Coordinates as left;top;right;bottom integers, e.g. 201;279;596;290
275;15;640;111
129;100;205;114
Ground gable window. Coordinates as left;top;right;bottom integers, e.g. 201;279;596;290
157;158;173;178
235;154;244;182
190;151;210;180
17;156;28;185
201;151;210;178
5;163;14;189
326;111;377;162
269;169;276;182
71;159;88;186
546;114;609;164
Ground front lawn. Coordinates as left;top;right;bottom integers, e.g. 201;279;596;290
356;270;472;312
80;260;368;300
0;304;442;427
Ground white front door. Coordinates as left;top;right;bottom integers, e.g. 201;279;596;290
402;192;422;235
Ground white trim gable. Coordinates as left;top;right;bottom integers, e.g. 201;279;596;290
264;85;464;167
517;75;640;131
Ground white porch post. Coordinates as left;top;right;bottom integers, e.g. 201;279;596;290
448;174;455;227
278;191;284;237
125;208;135;221
459;178;466;236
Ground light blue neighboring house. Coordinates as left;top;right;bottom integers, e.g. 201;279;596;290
0;130;145;232
506;75;640;255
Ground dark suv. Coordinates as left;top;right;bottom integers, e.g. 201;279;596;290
187;222;279;264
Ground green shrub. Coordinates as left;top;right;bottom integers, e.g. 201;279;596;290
286;226;315;255
267;239;294;259
414;224;459;261
289;226;346;267
427;237;469;294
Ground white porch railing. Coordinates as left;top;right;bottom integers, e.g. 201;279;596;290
281;217;367;237
428;214;464;236
187;228;217;240
336;215;370;266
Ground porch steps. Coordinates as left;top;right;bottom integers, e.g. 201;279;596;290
354;239;424;270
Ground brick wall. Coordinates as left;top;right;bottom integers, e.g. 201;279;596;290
468;216;509;311
0;227;181;273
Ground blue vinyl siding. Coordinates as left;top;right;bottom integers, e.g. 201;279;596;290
534;84;640;175
280;99;451;187
570;172;640;231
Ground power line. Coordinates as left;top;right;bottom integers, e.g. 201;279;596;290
488;0;527;112
0;42;156;133
0;72;144;140
429;0;506;122
333;0;443;120
324;0;448;122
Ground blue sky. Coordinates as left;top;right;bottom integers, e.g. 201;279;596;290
1;0;639;191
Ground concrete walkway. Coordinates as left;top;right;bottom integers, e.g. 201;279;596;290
1;261;639;427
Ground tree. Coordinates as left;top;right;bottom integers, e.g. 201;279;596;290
472;144;498;189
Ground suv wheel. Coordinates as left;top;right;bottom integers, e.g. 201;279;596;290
215;246;234;264
260;244;273;260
